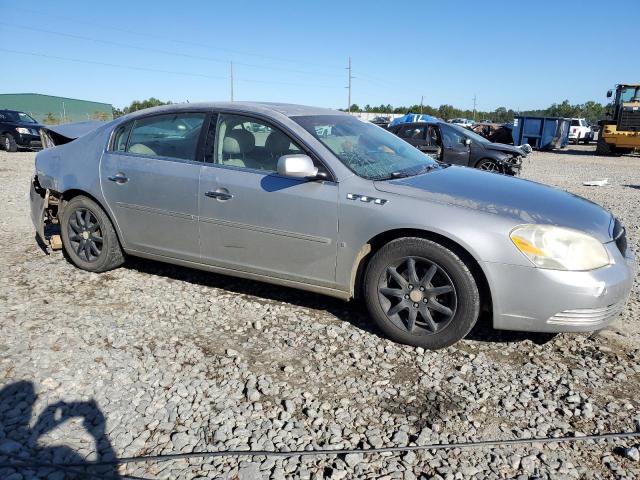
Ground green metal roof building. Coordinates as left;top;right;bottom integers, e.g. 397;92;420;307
0;93;113;124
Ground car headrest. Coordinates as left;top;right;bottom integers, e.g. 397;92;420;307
265;130;291;154
223;129;255;155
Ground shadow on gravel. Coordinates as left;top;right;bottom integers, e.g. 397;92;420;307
128;257;557;347
624;184;640;191
547;147;597;156
0;380;120;479
466;313;558;345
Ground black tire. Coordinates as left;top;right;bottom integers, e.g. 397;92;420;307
2;133;18;152
475;158;500;172
60;195;124;272
572;138;579;145
363;237;480;349
582;137;590;144
595;135;612;155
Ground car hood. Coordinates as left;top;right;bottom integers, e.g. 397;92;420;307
374;166;613;242
481;142;526;156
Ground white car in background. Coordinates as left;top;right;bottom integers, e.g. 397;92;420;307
569;118;593;144
448;118;475;128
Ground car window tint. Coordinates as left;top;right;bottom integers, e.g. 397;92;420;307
111;123;132;152
571;120;579;126
214;113;302;172
126;113;205;161
398;125;425;139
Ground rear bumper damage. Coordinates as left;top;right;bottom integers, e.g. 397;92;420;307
30;175;48;244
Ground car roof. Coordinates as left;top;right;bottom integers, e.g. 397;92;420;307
121;102;347;120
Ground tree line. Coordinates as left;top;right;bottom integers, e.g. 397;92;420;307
346;99;607;124
112;98;608;124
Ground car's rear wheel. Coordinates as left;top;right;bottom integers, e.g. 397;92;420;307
476;158;500;172
364;237;480;349
60;196;124;272
2;133;17;152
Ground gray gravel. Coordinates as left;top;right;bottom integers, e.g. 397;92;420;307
0;146;639;479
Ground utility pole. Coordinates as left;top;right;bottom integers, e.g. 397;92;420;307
420;95;424;114
472;94;477;121
346;56;353;112
230;61;234;102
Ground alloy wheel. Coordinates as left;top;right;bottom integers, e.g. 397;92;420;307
4;137;9;151
377;256;457;335
68;208;103;262
478;160;499;172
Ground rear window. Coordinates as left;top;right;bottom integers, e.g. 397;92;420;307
125;113;206;161
571;120;580;126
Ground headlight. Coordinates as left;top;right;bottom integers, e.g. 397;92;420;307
15;127;30;134
510;225;610;271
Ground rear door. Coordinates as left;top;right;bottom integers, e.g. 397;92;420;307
198;112;339;287
100;112;207;262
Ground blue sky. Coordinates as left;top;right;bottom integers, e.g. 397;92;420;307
1;0;637;111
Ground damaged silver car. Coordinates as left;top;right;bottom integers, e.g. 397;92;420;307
30;103;635;349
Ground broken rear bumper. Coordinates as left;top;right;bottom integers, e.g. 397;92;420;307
30;175;48;244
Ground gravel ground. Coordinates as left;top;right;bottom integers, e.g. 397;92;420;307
0;146;639;479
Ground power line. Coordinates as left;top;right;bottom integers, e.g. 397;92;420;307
0;22;345;79
10;6;345;71
0;48;342;89
346;56;353;111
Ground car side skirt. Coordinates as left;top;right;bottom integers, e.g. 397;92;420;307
126;249;353;301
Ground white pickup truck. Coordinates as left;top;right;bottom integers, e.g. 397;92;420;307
568;118;593;144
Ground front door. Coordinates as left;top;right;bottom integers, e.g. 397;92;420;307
100;112;207;261
439;124;471;166
198;113;339;287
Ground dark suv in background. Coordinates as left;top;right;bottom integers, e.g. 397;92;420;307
388;121;526;175
0;109;43;152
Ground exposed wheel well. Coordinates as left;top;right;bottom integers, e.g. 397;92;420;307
353;228;492;315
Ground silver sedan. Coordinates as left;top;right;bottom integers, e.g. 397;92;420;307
30;103;635;349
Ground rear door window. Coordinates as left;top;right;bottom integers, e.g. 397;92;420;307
398;124;426;139
111;122;132;152
126;113;206;161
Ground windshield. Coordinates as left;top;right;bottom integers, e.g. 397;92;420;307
620;86;640;103
17;112;37;123
293;115;439;180
447;123;488;143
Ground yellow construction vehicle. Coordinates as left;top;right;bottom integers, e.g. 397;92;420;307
596;84;640;155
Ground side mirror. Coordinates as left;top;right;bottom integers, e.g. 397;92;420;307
606;90;612;98
464;138;471;146
277;154;319;179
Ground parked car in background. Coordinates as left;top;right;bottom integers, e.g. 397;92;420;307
0;109;43;152
30;102;634;350
569;118;593;144
388;120;526;175
449;118;475;128
370;115;391;128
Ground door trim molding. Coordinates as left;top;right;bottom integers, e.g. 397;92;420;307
115;202;196;220
199;216;332;244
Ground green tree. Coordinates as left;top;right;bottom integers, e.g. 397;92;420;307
348;103;361;112
42;112;59;125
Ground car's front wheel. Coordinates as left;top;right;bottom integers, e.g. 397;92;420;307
475;158;500;172
364;238;480;349
60;195;124;272
2;133;17;152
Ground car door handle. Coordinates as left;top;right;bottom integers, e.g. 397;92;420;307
205;190;233;200
108;173;128;184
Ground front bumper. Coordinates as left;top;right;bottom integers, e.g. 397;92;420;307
17;133;42;149
484;242;635;333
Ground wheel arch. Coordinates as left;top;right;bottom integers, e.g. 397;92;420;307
57;188;125;247
474;156;499;168
352;228;493;317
